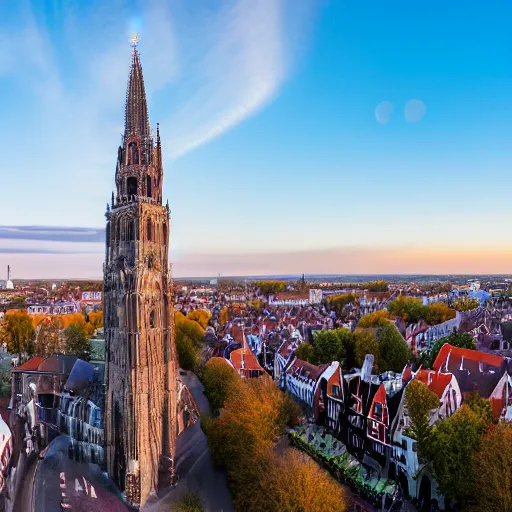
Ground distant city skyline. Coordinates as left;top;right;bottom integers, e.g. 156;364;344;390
2;1;512;277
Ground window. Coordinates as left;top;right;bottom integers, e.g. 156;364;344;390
374;402;383;421
146;175;152;198
127;177;137;197
331;384;341;398
147;219;152;241
127;220;135;241
149;310;155;328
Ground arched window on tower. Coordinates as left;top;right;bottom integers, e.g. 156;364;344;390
149;310;155;329
147;218;152;241
146;175;152;198
127;177;137;198
128;142;139;165
162;221;167;247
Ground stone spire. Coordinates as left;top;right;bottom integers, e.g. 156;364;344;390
124;35;150;138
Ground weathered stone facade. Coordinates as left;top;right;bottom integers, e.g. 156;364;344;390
104;43;178;507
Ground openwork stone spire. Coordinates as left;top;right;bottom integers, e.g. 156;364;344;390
125;36;150;138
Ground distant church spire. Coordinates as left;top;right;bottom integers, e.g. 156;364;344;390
124;34;150;138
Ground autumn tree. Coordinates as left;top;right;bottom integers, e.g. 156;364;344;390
425;332;476;369
187;309;212;329
424;302;456;325
357;309;390;328
175;312;205;371
473;423;512;512
387;296;427;325
259;449;347;512
218;306;229;325
353;328;380;371
377;323;411;373
0;312;35;359
452;297;480;312
202;358;241;412
34;318;62;357
88;311;104;331
64;324;91;361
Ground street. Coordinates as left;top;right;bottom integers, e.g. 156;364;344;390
33;436;129;512
144;371;234;512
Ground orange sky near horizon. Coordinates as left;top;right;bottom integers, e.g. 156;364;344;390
1;245;511;279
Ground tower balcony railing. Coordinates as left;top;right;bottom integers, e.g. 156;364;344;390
115;195;160;206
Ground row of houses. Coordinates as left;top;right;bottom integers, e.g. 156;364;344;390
274;341;512;507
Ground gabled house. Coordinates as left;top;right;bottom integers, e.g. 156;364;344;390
433;343;511;419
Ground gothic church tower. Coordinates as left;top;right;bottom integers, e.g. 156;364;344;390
104;38;177;507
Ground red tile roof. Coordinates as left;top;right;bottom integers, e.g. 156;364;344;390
229;348;264;373
415;370;452;399
14;356;45;371
433;343;503;371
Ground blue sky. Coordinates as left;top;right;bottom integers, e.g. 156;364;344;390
1;0;512;278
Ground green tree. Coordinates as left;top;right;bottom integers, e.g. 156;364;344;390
377;323;411;373
387;295;427;324
313;328;355;368
427;404;489;508
254;280;287;295
452;297;480;312
202;358;241;412
353;328;380;371
425;332;476;369
64;323;91;361
405;379;439;452
0;312;35;359
295;342;315;363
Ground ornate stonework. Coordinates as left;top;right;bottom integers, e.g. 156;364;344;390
104;43;178;507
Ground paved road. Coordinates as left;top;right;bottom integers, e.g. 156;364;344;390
145;371;234;512
34;436;129;512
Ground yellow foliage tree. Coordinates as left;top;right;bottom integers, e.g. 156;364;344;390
219;306;229;326
187;309;211;329
88;311;104;330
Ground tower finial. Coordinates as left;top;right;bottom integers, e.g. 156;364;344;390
130;33;140;48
